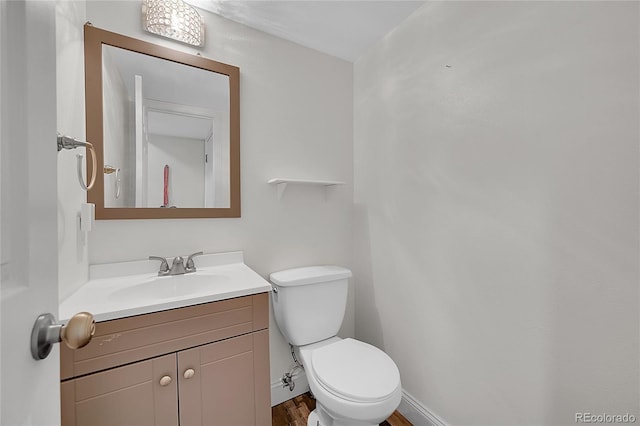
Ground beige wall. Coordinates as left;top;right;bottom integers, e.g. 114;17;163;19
83;1;354;392
354;2;639;425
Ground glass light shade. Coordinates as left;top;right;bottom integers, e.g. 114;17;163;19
142;0;205;47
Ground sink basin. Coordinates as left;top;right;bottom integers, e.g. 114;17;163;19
59;251;272;322
109;273;230;301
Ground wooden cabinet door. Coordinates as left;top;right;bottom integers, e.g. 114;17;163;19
61;354;178;426
178;332;270;426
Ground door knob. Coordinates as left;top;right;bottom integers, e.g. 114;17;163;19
159;375;172;386
31;312;96;360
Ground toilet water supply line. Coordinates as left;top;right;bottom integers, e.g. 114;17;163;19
57;134;97;190
282;344;304;392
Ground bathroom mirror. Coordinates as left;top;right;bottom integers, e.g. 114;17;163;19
85;25;240;219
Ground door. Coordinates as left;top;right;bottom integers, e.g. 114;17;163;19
61;354;178;426
134;74;148;207
0;1;60;425
178;334;257;426
204;131;214;208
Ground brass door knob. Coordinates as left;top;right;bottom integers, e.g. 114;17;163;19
183;368;195;379
31;311;96;360
61;312;96;349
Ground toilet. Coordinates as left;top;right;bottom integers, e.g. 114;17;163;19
270;266;402;426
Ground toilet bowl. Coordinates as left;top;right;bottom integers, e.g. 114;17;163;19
298;337;402;426
270;266;402;426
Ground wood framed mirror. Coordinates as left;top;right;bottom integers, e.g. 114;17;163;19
84;24;240;219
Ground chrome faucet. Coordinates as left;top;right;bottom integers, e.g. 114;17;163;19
169;256;187;275
149;251;203;276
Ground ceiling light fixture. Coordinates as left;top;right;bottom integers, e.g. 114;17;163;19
142;0;205;47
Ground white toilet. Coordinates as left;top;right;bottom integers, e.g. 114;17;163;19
270;265;402;426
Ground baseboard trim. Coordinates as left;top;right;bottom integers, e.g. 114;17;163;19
271;371;310;406
397;390;447;426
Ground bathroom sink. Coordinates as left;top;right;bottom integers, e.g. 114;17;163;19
109;273;230;301
59;251;272;322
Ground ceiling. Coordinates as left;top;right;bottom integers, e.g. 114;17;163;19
188;0;426;62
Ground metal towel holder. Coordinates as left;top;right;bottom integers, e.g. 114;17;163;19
104;164;121;199
57;134;97;191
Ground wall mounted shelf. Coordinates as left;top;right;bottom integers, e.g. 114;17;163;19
267;178;345;200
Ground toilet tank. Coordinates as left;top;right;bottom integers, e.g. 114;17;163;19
270;265;352;346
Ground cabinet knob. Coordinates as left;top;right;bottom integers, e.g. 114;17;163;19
159;375;172;387
183;368;195;379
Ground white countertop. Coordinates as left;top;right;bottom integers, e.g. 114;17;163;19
59;251;272;322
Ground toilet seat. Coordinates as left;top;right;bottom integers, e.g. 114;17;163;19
310;338;400;404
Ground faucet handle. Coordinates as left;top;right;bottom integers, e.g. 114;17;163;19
185;251;204;272
149;256;169;275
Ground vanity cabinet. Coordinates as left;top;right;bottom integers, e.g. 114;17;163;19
60;293;270;426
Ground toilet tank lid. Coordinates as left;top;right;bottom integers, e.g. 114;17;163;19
270;265;352;287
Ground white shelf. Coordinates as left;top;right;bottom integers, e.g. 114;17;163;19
267;178;344;186
267;178;345;199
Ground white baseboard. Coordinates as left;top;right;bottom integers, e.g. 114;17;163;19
398;390;447;426
271;371;310;406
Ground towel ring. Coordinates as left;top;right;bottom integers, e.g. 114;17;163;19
104;165;121;199
115;168;121;199
58;135;96;191
75;146;97;191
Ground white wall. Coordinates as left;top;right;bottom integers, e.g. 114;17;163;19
85;0;354;392
354;2;639;425
0;3;3;419
57;0;89;300
102;48;132;208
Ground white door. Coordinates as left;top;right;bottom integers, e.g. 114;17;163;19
1;1;61;425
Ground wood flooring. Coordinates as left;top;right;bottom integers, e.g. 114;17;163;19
272;393;412;426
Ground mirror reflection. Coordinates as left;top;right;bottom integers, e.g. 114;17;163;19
102;45;230;209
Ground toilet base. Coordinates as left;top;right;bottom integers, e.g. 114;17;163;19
308;410;321;426
308;406;335;426
307;404;381;426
